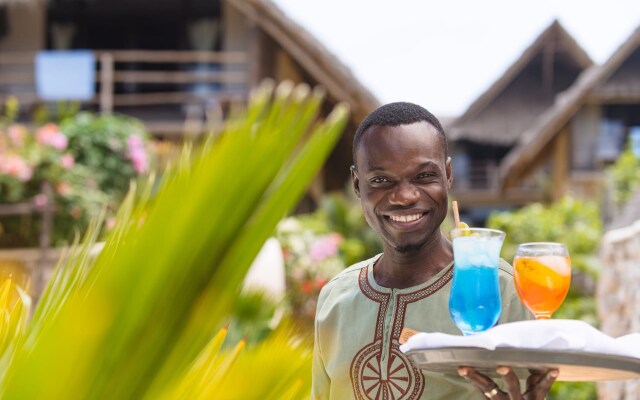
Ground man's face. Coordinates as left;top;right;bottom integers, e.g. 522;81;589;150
352;122;452;253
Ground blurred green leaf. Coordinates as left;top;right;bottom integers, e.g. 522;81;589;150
607;141;640;207
0;80;348;400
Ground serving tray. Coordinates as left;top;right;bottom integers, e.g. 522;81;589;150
405;347;640;382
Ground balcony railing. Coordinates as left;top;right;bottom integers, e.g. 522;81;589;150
452;160;499;191
0;50;250;136
451;160;546;207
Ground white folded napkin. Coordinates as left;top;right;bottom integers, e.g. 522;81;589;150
399;319;640;359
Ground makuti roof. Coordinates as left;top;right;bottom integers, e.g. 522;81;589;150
449;20;593;146
499;24;640;187
226;0;380;123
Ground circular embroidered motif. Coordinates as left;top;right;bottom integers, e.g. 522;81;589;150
351;342;424;400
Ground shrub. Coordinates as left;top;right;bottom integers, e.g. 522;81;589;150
0;105;153;247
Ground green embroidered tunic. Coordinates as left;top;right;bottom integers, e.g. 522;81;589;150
312;254;532;400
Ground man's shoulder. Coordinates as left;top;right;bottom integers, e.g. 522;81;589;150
318;254;381;298
328;254;381;284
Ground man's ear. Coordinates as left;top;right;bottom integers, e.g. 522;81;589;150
350;165;361;198
445;157;453;190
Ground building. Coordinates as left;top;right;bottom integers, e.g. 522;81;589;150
448;20;640;225
0;0;379;205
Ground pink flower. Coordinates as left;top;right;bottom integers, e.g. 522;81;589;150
36;123;68;150
326;232;343;246
310;233;343;261
106;217;117;230
2;154;33;181
60;154;75;170
131;149;149;174
7;125;26;147
34;194;48;208
126;135;149;174
127;135;144;148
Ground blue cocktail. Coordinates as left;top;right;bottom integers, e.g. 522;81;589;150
449;228;505;335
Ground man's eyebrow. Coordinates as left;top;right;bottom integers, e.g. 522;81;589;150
365;161;440;173
417;161;438;169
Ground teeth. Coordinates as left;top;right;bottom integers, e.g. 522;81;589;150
389;214;422;223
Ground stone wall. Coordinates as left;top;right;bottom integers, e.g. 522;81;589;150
597;220;640;400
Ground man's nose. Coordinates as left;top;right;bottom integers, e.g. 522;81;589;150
389;181;419;206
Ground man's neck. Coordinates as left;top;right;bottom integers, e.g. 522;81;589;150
374;232;453;289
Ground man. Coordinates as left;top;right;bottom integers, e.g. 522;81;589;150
312;102;557;399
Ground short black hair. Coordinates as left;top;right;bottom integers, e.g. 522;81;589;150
352;102;447;165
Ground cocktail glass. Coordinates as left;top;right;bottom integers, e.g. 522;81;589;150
513;242;571;320
449;228;505;335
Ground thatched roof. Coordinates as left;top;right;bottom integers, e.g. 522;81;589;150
225;0;380;122
449;20;593;145
499;24;640;188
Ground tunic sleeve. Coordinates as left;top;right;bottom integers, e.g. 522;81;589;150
311;286;331;399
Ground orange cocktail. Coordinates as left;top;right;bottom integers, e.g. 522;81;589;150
513;243;571;319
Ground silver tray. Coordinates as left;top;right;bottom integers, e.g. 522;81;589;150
405;347;640;382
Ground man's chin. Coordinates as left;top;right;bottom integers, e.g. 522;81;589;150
394;242;425;254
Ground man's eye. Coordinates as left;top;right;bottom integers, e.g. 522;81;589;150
370;177;389;185
416;172;436;180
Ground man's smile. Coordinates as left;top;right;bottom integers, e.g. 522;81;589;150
383;212;427;226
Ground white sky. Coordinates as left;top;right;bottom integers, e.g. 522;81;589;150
271;0;640;117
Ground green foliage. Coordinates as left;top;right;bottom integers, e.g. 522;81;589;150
310;192;382;265
552;295;598;327
60;112;153;199
276;192;381;328
277;216;347;327
0;81;348;399
607;143;640;207
228;290;281;345
549;381;597;400
0;100;154;248
33;101;81;125
0;122;111;247
486;197;602;276
487;197;602;400
0;96;19;126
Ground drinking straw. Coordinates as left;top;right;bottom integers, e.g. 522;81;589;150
452;200;461;228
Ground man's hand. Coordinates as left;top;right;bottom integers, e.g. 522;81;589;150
458;366;558;400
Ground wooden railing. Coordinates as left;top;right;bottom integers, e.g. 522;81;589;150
452;160;500;191
450;160;545;207
0;50;250;135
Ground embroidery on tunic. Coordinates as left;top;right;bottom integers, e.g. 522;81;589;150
350;266;453;400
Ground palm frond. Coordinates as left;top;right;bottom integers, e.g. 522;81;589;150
0;81;348;399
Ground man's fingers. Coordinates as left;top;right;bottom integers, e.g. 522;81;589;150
524;369;545;391
497;366;522;400
458;367;505;399
458;366;494;389
459;366;558;400
530;369;559;399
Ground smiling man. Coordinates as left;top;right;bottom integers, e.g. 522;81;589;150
311;102;556;400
